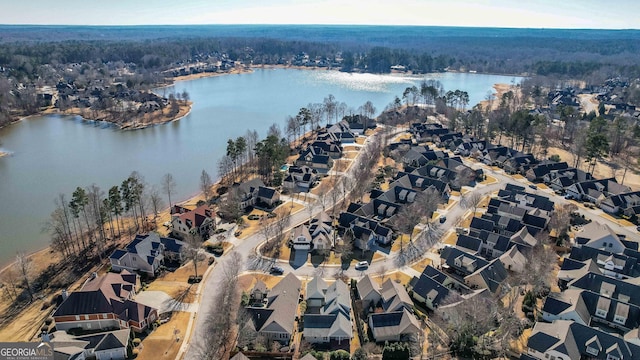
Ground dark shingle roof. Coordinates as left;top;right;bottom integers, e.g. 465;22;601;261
527;332;560;352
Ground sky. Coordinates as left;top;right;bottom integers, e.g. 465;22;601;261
1;0;638;29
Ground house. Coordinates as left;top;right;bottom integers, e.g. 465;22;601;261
499;246;528;273
464;258;508;293
455;140;488;156
600;191;640;215
308;212;334;250
282;165;318;193
541;288;640;333
53;271;157;333
440;246;489;277
356;275;381;311
566;245;640;280
257;185;281;208
246;273;301;344
503;153;537;175
569;271;640;305
291;213;334;251
408;270;450;310
295;146;334;175
565;178;631;203
380;279;414;313
170;204;215;240
291;225;313;250
368;308;421;343
235;178;281;210
306;277;328;308
338;212;393;250
303;279;352;345
109;232;184;277
575;221;626;254
525;320;640;360
46;329;130;360
526;161;569;182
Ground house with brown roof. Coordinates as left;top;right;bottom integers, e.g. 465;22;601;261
53;271;157;333
170;204;215;240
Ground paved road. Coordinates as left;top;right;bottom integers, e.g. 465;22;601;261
182;128;401;359
181;127;639;359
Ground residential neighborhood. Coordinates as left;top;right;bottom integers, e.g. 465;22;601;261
6;61;640;360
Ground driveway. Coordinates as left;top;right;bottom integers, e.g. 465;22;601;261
135;290;197;314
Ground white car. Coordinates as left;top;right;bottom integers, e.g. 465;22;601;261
355;261;369;270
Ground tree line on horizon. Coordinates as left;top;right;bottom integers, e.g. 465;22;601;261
2;28;640;127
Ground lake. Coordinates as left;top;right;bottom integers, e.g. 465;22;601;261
0;68;520;266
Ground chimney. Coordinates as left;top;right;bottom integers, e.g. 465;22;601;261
61;289;68;301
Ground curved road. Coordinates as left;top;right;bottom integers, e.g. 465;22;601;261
181;128;638;359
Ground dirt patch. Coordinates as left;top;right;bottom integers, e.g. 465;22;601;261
374;271;412;286
137;311;191;360
479;83;521;111
411;258;432;273
0;299;52;341
238;274;287;293
156;257;210;283
547;146;640;190
146;282;196;303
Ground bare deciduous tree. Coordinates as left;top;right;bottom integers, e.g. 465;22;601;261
461;191;484;215
15;252;34;302
200;169;213;202
161;173;176;208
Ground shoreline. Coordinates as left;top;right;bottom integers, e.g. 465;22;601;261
0;68;512;272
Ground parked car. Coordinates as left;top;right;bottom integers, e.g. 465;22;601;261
355;261;369;270
248;214;261;220
439;216;447;224
528;184;537;190
270;266;284;275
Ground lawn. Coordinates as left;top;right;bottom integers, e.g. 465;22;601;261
481;175;498;185
238;274;287;293
442;231;458;246
411;258;432;273
145;282;196;303
155;257;210;283
374;271;412;286
137;311;191;360
334;159;352;173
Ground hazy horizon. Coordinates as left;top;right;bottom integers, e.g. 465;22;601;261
1;0;638;30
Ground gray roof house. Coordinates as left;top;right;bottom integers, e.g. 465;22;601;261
303;279;352;345
541;288;640;334
246;273;302;344
368;308;421;343
46;329;130;360
109;232;184;277
575;221;626;254
525;320;640;360
356;274;381;312
407;265;470;311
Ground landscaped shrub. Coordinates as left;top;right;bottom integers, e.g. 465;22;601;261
382;341;411;360
330;350;350;360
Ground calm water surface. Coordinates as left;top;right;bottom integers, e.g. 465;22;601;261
0;69;520;265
